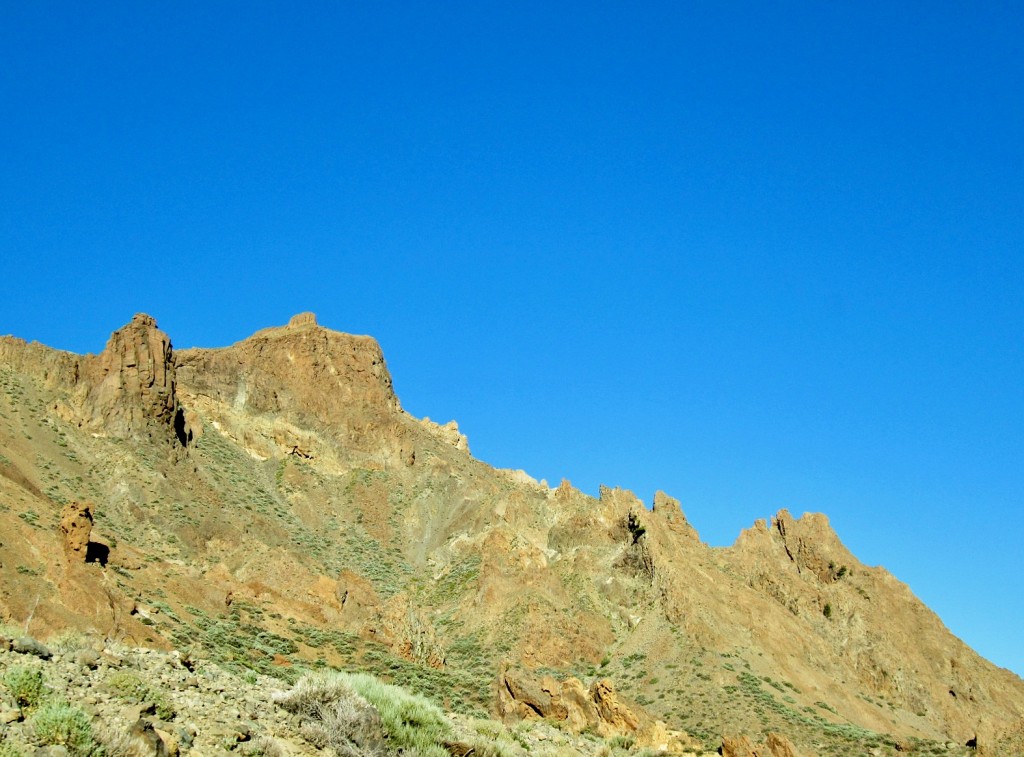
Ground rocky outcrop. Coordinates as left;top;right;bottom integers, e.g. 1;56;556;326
335;570;381;625
769;510;855;583
0;336;80;389
79;314;183;440
419;417;470;452
720;733;800;757
288;311;318;327
59;501;93;561
498;671;698;752
652;490;700;541
175;313;399;445
1;315;187;444
500;671;611;731
588;677;640;733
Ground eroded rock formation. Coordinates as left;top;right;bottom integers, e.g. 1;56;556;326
59;501;93;561
80;314;177;437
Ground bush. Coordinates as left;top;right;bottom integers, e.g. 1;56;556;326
462;719;524;757
2;666;45;709
0;741;26;757
275;670;453;757
341;671;451;756
31;700;100;756
241;736;287;757
48;631;89;653
274;671;386;756
105;670;175;720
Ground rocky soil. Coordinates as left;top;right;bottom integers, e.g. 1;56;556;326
0;629;729;756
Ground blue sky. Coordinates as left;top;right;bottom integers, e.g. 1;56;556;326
2;3;1022;676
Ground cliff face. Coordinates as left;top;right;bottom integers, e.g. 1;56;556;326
175;312;399;427
79;313;180;438
0;313;1021;755
1;313;187;444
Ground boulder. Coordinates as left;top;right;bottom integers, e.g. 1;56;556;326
59;502;93;560
128;718;171;756
720;732;800;757
12;636;53;659
499;671;649;740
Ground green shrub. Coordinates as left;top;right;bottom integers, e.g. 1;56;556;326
3;666;45;709
105;671;174;720
0;741;26;757
275;670;453;757
31;700;100;756
460;719;523;757
48;631;88;653
608;734;635;749
341;671;451;756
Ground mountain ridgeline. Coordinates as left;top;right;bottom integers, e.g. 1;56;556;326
1;313;1022;756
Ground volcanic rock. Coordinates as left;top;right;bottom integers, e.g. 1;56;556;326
59;501;93;561
80;314;179;438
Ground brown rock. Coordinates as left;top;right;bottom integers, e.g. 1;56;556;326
720;733;800;757
499;671;639;736
287;312;318;327
174;315;400;449
419;417;470;452
336;570;381;624
652;490;700;542
721;734;759;757
59;502;93;560
635;719;702;753
128;718;170;756
499;670;553;721
80;314;181;439
765;732;800;757
590;678;640;734
558;677;600;733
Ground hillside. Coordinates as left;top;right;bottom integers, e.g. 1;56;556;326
1;313;1022;755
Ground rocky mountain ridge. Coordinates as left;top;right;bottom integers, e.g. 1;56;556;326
1;313;1023;755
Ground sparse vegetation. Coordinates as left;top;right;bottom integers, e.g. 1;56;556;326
3;666;45;709
343;671;453;756
105;670;175;720
30;700;101;756
274;669;452;756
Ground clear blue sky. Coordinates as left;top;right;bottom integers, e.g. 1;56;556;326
2;3;1022;677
